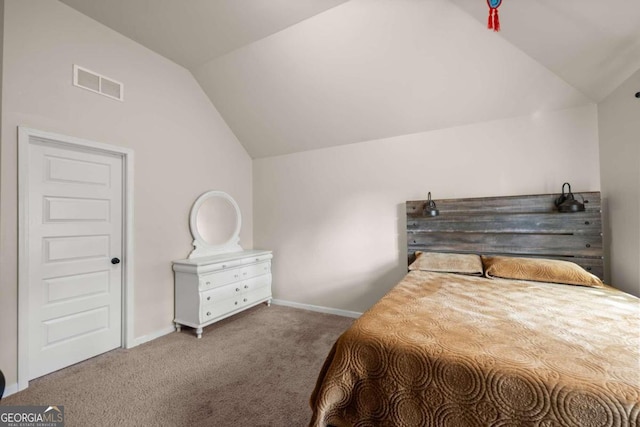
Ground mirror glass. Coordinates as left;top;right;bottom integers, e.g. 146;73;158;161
196;196;238;246
188;190;242;258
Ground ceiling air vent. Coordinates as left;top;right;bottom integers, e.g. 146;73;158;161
73;65;124;101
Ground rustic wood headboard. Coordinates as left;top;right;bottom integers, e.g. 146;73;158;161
406;192;604;279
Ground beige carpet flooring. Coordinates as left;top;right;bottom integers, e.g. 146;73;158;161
1;304;353;426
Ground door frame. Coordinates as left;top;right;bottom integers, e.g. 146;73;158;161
17;127;135;391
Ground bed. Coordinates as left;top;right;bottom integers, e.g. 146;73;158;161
309;192;640;426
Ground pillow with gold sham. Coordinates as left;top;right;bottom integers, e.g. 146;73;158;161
481;255;605;288
409;251;483;276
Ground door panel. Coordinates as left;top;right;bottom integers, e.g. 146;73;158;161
28;142;122;380
44;271;110;303
43;235;110;262
45;154;111;186
42;306;109;346
44;196;111;222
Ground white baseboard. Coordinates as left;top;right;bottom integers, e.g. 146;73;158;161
131;325;176;348
3;382;19;398
271;299;362;318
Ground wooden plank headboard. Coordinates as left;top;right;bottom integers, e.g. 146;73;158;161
406;192;604;279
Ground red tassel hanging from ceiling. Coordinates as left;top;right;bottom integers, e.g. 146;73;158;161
493;8;500;31
487;0;503;32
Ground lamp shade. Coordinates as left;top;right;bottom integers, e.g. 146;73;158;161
424;192;439;217
555;183;585;213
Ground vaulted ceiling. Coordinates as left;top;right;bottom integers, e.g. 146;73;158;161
450;0;640;102
60;0;640;158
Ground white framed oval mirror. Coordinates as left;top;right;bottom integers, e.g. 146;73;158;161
188;191;242;258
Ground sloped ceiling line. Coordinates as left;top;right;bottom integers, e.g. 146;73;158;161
60;0;640;158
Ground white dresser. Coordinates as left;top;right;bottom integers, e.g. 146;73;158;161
173;249;272;338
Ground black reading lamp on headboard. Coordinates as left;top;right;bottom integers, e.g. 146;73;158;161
555;182;585;213
424;192;439;217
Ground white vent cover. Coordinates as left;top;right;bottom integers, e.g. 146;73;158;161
73;65;124;101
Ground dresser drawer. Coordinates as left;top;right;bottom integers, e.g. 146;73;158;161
201;282;242;304
239;274;271;294
243;286;272;305
240;262;271;280
199;262;270;290
200;298;240;323
241;253;273;265
235;285;271;308
199;267;242;290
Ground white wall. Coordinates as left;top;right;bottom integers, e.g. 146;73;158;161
0;0;253;387
195;0;589;158
254;105;601;313
598;69;640;296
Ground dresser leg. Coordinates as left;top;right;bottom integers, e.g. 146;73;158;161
175;323;181;332
196;327;203;339
266;299;272;307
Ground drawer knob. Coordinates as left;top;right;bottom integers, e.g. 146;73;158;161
234;274;238;278
222;264;227;268
235;301;238;305
206;311;211;316
207;296;211;301
206;281;210;285
244;285;248;289
255;258;259;261
243;272;247;276
236;288;240;292
243;298;247;302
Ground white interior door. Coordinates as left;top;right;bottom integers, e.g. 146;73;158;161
27;141;123;380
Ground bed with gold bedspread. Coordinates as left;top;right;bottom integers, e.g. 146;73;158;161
309;269;640;426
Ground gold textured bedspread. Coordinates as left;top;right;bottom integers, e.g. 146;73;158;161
310;271;640;426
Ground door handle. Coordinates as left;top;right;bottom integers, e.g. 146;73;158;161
111;257;121;265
